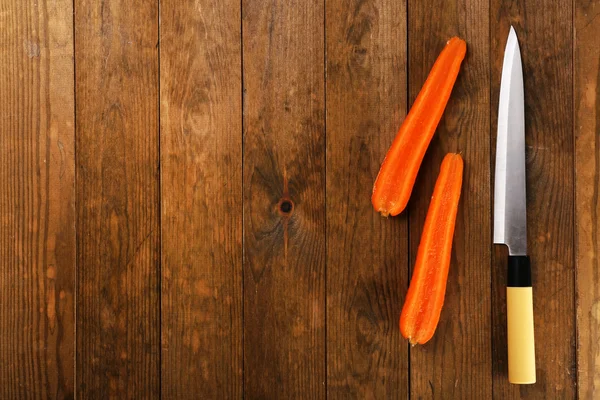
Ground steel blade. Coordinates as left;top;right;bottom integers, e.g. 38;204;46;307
494;26;527;256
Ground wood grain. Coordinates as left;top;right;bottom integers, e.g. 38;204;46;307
160;0;243;398
0;0;590;397
74;0;160;397
242;0;326;397
0;0;75;398
490;1;576;397
407;0;492;397
575;0;600;398
325;0;409;398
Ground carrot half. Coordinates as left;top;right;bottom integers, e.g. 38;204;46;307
400;153;463;345
372;37;466;217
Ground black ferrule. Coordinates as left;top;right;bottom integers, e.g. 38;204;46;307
507;255;532;287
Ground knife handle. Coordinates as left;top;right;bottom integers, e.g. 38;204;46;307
506;255;536;384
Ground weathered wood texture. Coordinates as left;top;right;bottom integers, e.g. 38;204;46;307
0;0;593;398
325;0;409;398
575;0;600;398
491;1;576;398
242;0;326;398
74;0;160;397
0;0;75;398
160;0;243;398
407;0;493;397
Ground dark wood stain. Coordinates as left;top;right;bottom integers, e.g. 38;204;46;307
242;0;326;398
0;0;76;398
575;0;600;398
160;0;243;397
74;0;160;397
0;0;593;397
326;0;409;398
491;0;576;398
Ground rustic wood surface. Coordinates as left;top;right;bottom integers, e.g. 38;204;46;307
1;0;598;398
160;0;242;397
0;0;75;398
242;0;326;398
74;0;160;397
575;0;600;398
326;0;409;398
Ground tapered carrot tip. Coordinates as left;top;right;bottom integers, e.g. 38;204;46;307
399;153;464;345
447;37;467;54
371;38;466;217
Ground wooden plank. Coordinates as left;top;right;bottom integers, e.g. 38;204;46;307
490;2;575;397
325;0;408;398
575;0;600;398
242;0;325;397
160;0;243;397
0;0;75;397
74;0;160;397
407;0;492;397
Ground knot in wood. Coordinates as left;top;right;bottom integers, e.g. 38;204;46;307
278;198;294;216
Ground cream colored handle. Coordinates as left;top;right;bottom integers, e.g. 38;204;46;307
507;287;536;384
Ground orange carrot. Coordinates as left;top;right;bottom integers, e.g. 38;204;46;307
400;153;463;345
372;37;466;217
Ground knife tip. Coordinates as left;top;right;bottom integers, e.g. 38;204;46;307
506;26;521;53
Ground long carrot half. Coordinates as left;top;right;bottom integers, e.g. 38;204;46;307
400;153;463;345
372;37;466;217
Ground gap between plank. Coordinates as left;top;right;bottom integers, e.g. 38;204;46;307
240;0;245;396
157;0;162;396
571;0;578;389
488;8;494;400
72;0;78;395
406;0;411;398
323;0;328;396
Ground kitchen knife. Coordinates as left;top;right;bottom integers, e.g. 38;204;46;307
493;26;536;384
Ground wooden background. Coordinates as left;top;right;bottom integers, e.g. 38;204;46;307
0;0;598;398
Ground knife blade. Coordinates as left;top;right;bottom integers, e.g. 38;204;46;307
494;26;536;385
494;26;526;256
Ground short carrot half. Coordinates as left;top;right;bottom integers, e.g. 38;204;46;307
372;37;466;217
400;153;464;345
